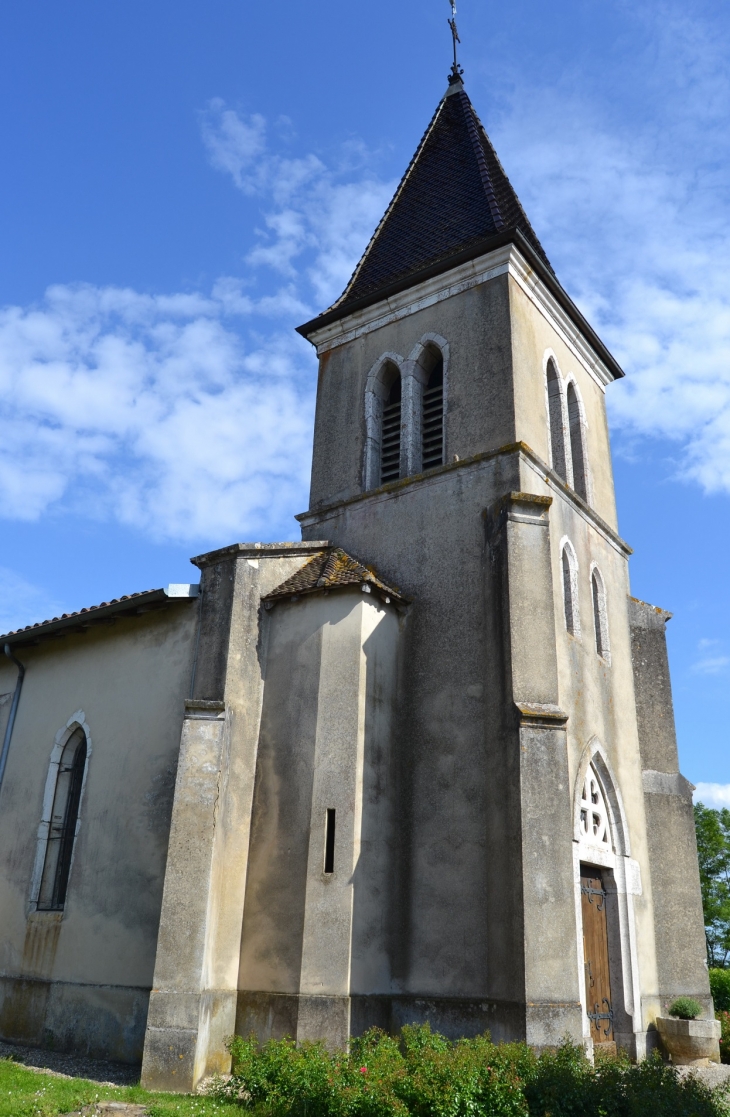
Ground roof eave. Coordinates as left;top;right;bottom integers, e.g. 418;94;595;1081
297;228;624;382
263;581;408;608
1;588;197;650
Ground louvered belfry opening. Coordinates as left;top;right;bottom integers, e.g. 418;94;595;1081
380;368;402;484
422;354;444;470
38;728;87;911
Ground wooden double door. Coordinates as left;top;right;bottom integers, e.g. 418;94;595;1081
580;865;614;1044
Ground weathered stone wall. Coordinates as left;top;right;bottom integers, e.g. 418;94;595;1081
141;544;402;1091
140;544;324;1090
237;590;399;1047
0;603;199;1063
629;598;711;1021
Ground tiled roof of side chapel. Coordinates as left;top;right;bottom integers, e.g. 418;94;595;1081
264;549;407;606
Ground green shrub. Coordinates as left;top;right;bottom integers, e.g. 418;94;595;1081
210;1026;730;1117
711;969;730;1013
221;1027;530;1117
717;1010;730;1065
524;1043;727;1117
668;997;703;1020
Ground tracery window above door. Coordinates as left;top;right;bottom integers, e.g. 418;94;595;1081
579;766;611;851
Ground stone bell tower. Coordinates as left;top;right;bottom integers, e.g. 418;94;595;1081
141;72;712;1092
291;72;711;1057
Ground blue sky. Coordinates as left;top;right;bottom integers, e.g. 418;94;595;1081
1;1;729;795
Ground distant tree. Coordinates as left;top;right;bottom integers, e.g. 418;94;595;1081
694;802;730;967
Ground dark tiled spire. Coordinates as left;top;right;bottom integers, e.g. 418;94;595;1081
328;83;552;317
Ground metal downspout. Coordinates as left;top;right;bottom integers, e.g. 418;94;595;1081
0;644;25;794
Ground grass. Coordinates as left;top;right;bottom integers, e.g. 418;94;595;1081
0;1057;242;1116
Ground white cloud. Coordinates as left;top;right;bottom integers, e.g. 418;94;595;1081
690;639;730;674
691;656;730;676
694;783;730;809
0;567;61;637
0;283;315;542
200;103;268;193
200;100;395;306
0;105;395;546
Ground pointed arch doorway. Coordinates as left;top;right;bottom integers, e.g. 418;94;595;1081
573;745;643;1057
579;765;614;1044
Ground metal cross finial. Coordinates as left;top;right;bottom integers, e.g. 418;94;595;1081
447;0;464;84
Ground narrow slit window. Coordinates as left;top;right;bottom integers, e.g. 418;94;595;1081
567;382;588;501
547;360;568;481
380;370;402;484
422;356;444;470
37;728;87;911
324;808;336;874
562;546;578;636
592;569;610;663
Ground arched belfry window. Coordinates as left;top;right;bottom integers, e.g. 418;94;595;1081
591;566;610;664
567;382;589;502
546;359;568;482
380;365;402;485
561;541;580;637
37;727;87;911
421;352;444;471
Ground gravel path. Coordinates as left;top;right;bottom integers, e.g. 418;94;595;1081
0;1038;140;1086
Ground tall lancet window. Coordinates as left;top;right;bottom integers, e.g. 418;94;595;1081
422;354;444;470
37;727;87;911
561;542;580;637
380;367;402;484
567;382;588;502
547;359;568;482
591;567;610;664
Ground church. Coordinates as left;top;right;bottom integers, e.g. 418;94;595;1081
0;64;712;1093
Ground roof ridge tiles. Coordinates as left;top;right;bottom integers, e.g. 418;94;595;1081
458;92;505;230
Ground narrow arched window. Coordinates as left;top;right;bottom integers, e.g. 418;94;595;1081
380;366;402;485
422;353;444;470
567;382;588;501
591;568;610;663
562;544;579;637
547;359;568;481
37;727;87;911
